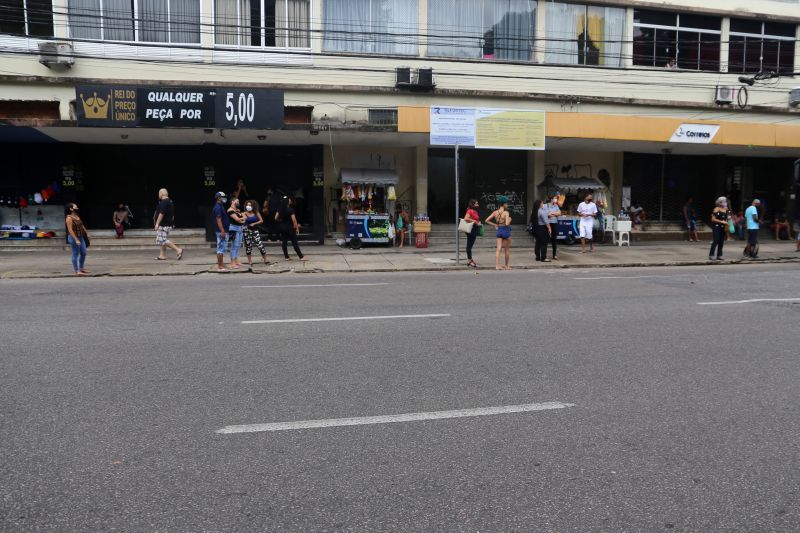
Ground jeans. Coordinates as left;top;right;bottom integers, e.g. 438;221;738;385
710;225;725;258
465;226;478;260
281;229;303;259
549;223;558;257
228;226;243;259
67;235;86;272
534;226;549;261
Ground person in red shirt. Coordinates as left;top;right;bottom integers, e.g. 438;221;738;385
463;199;482;268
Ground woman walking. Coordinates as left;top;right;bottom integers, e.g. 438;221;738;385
486;195;512;270
242;199;269;266
227;197;245;269
276;196;306;262
533;199;552;262
65;202;90;276
709;196;729;261
463;199;482;268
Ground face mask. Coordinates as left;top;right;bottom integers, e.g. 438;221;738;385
245;205;253;212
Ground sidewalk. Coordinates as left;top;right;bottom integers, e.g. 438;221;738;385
2;238;799;279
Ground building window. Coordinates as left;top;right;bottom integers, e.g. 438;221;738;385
367;108;398;125
0;0;54;37
729;19;796;75
544;2;625;67
215;0;309;47
68;0;199;43
427;0;535;61
323;0;417;55
633;10;721;71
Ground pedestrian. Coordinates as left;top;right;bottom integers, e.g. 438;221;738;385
486;195;512;270
242;199;270;266
212;191;230;273
65;202;90;276
227;197;245;269
683;196;699;242
533;199;551;262
743;199;761;258
463;199;482;268
630;200;646;230
394;204;409;248
276;196;306;262
154;188;183;261
231;178;248;201
113;202;128;238
577;192;597;253
708;196;728;261
546;194;561;259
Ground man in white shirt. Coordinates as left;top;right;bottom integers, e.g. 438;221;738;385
577;193;598;253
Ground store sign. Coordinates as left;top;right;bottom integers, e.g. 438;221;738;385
75;85;284;129
430;106;546;150
669;124;720;144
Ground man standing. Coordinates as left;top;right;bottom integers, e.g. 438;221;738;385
213;191;230;272
546;194;561;260
743;199;761;258
683;196;699;242
577;193;598;253
154;188;183;261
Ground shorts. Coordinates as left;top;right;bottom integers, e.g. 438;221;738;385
579;220;594;239
747;229;759;246
156;225;172;245
687;220;696;231
496;226;511;239
216;231;228;254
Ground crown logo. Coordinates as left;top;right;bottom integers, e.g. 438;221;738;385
80;91;110;119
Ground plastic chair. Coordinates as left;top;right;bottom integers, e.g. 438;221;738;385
603;215;617;243
615;220;632;246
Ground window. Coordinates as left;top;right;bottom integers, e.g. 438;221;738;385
729;19;796;75
323;0;417;55
368;108;398;125
68;0;199;43
0;0;54;37
544;2;625;67
214;0;309;48
633;9;721;71
427;0;535;61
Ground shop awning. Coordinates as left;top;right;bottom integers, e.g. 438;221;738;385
547;178;606;190
341;168;399;185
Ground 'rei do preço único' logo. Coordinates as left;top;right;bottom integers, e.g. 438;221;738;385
79;91;111;119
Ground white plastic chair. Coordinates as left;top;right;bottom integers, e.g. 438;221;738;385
615;220;632;246
603;215;617;243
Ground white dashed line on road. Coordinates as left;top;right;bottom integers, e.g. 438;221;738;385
216;401;575;434
241;283;390;288
697;298;800;305
241;313;450;325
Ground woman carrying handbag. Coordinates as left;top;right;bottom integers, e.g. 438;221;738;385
461;199;482;268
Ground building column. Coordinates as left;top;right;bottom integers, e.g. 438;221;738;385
415;145;428;216
201;0;214;62
720;17;730;73
527;150;545;215
610;152;624;214
418;0;427;57
312;0;324;54
534;1;546;63
795;25;800;75
51;0;68;39
622;8;634;68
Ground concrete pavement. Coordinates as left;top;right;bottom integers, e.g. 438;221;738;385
1;238;799;278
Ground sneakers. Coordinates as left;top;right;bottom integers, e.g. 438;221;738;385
708;255;714;261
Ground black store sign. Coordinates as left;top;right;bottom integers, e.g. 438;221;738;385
76;85;284;129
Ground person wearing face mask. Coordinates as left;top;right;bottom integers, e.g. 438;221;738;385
709;196;729;261
227;197;245;269
242;199;270;266
546;194;561;259
577;193;597;253
65;202;90;276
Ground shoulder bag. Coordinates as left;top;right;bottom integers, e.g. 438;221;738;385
458;218;474;234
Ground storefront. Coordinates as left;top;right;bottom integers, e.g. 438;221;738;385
340;168;399;247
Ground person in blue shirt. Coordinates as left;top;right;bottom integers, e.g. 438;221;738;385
743;199;761;258
212;191;230;272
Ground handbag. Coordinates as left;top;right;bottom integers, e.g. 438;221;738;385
83;233;90;247
478;224;484;237
728;219;735;234
458;218;474;234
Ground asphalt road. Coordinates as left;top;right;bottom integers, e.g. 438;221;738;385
1;264;799;531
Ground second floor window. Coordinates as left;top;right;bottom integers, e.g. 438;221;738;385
69;0;200;43
729;19;796;75
633;10;721;71
544;2;625;67
1;0;54;37
323;0;418;55
427;0;536;61
214;0;309;48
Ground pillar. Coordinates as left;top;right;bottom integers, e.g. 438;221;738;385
415;145;428;216
312;0;323;54
622;8;634;68
51;0;68;38
610;152;624;214
720;17;730;73
418;0;427;58
534;1;546;63
527;150;545;216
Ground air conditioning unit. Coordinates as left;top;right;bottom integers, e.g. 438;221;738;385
38;42;74;68
715;85;735;105
790;87;800;107
395;67;435;91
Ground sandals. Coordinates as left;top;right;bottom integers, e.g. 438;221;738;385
176;250;184;260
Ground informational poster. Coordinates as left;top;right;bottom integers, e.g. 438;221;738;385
430;106;476;146
475;109;545;150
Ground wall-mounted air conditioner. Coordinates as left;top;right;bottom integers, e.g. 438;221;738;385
38;42;74;68
715;86;735;105
789;88;800;107
396;67;435;91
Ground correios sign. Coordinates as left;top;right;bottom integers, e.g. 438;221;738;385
669;124;720;144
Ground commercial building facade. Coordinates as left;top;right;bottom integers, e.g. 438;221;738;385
1;0;799;235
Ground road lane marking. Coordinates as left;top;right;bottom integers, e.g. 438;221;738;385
216;401;574;434
241;313;450;325
697;298;800;305
241;283;389;289
574;275;685;280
